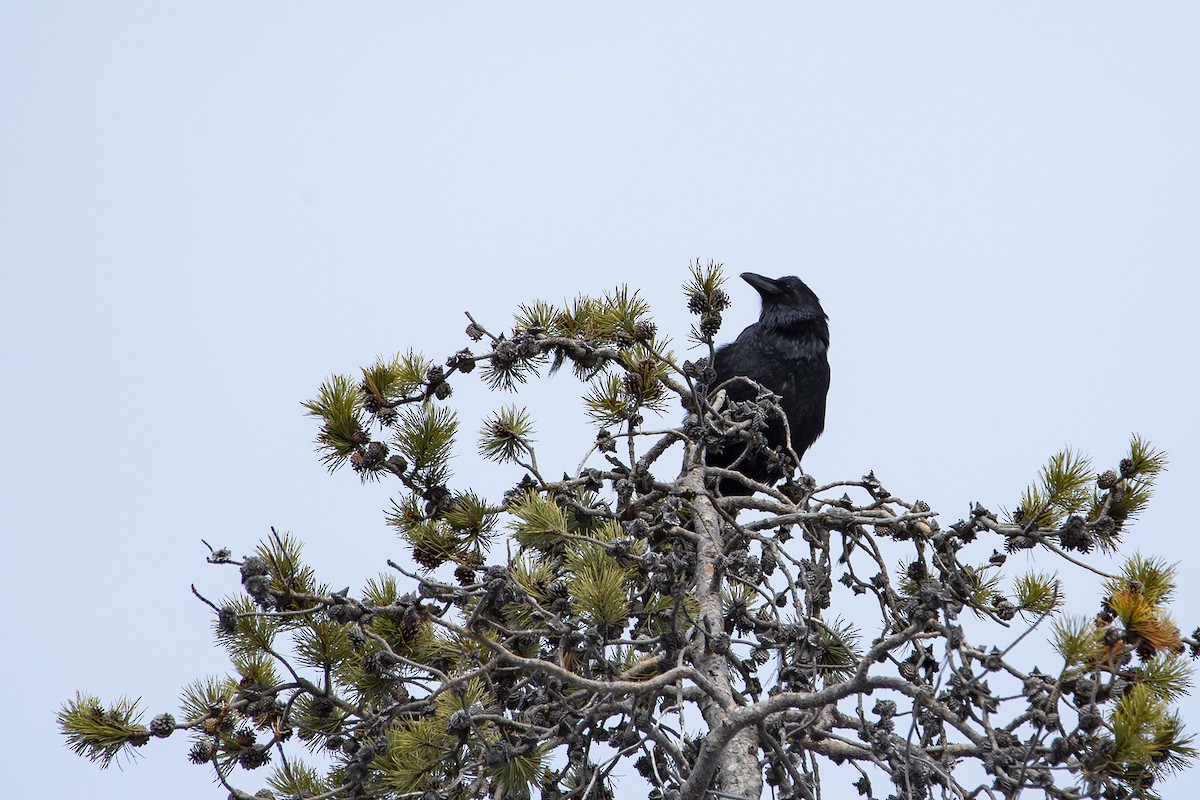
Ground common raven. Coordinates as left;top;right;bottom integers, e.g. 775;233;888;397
706;273;830;494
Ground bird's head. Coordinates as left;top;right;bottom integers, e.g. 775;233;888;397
741;272;828;332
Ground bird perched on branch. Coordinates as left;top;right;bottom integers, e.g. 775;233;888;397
706;273;830;495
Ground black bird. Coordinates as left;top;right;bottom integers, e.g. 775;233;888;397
706;273;830;494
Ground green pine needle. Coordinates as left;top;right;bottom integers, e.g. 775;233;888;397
1117;477;1154;527
683;259;728;300
568;562;631;627
640;591;700;634
479;336;546;392
491;747;547;797
1109;683;1196;784
478;406;535;463
268;760;329;797
256;530;318;602
481;362;537;392
302;375;367;471
808;617;862;686
293;692;346;743
1128;435;1168;478
372;716;457;795
292;618;354;673
1013;447;1094;529
393;403;458;483
1013;571;1062;617
1105;553;1178;605
564;522;633;628
215;595;280;656
1151;715;1197;776
580;342;674;425
385;493;425;532
618;344;674;414
1014;485;1059;529
1042;448;1093;514
554;296;603;341
684;259;731;344
596;286;653;346
1133;655;1194;702
58;693;147;768
583;372;632;426
372;681;492;795
179;676;235;724
444;492;499;547
966;567;1005;616
361;351;431;401
362;574;400;605
1051;614;1103;667
404;517;463;569
509;489;571;551
510;556;555;604
722;582;759;617
232;652;280;688
514;300;558;334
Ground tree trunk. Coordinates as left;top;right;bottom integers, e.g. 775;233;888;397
682;468;762;800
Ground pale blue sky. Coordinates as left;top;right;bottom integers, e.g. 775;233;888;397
3;4;1198;798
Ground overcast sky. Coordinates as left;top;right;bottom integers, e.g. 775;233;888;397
3;4;1198;799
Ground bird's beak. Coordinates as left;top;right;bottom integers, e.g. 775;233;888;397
741;273;784;297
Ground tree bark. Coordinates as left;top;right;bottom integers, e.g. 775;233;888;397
681;467;763;800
